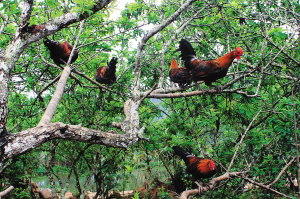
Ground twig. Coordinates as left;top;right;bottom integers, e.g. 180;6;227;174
137;83;157;107
266;157;296;188
240;176;293;199
227;107;263;171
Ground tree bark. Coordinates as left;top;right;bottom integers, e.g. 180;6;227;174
1;122;138;165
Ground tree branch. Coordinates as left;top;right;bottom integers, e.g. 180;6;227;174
227;107;263;171
133;0;196;101
2;122;139;163
38;20;85;126
266;157;296;188
179;171;248;199
0;185;14;197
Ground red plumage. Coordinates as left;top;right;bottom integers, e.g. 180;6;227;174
95;57;118;85
177;39;243;91
172;146;217;180
169;59;192;87
44;39;78;66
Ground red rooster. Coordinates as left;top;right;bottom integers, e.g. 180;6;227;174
95;57;118;85
44;38;78;66
169;59;192;87
177;39;243;92
173;146;217;193
173;146;217;179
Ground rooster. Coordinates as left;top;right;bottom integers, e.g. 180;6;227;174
172;146;217;194
95;57;118;85
169;59;192;87
44;38;78;66
177;39;243;92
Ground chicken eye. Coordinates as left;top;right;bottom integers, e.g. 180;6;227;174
237;52;240;54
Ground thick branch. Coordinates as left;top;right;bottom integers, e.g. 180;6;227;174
2;122;138;163
0;186;14;197
26;0;113;43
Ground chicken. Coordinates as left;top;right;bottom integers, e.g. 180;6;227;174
44;38;78;66
95;57;118;85
172;146;217;194
177;39;243;92
169;59;192;87
173;146;217;179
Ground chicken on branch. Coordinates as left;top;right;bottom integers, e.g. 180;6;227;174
176;39;243;92
44;38;78;66
95;57;118;85
169;58;192;88
172;146;217;194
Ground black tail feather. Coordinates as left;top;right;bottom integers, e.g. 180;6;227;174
107;57;118;73
178;39;196;57
172;146;192;161
177;39;196;69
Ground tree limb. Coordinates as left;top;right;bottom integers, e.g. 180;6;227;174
1;122;139;164
179;171;248;199
0;185;14;197
38;20;85;126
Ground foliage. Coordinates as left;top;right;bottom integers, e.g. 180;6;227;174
0;0;299;198
7;188;31;199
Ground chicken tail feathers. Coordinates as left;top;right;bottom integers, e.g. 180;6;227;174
176;39;196;70
172;146;192;161
107;57;118;73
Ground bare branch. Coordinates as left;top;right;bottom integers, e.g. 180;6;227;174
227;107;263;171
0;186;14;197
137;83;157;107
179;171;248;199
2;122;139;163
266;157;296;188
240;176;293;199
145;72;255;98
38;20;85;126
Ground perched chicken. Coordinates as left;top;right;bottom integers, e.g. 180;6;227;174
95;57;118;85
44;38;78;66
169;59;192;87
177;39;243;92
172;146;217;180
